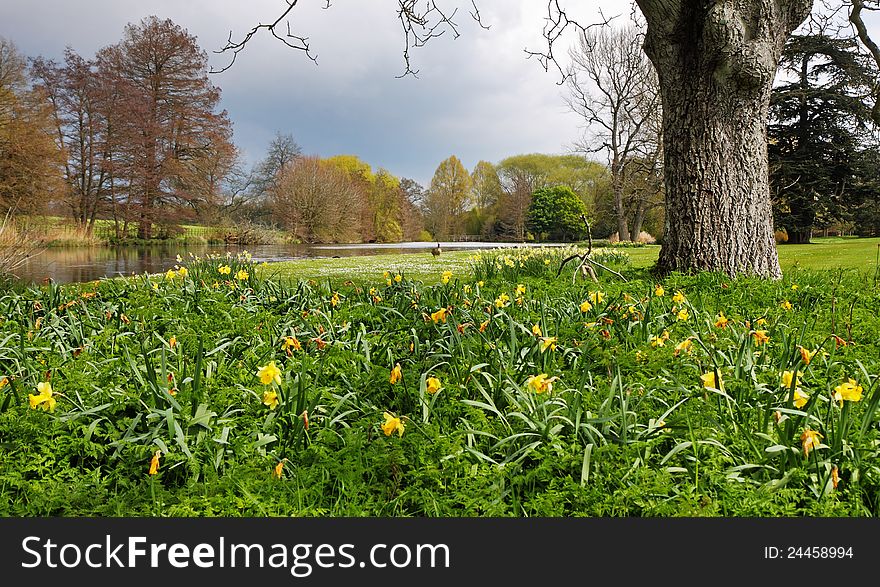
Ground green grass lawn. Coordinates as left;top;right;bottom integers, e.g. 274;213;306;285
1;240;878;517
264;237;880;283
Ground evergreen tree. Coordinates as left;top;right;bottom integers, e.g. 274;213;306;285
769;33;877;243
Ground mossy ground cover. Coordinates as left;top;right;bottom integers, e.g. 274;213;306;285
0;242;878;516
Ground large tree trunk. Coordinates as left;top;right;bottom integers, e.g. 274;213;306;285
637;0;813;278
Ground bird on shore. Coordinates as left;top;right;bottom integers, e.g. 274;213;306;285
431;243;442;258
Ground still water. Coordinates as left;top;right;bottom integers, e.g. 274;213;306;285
12;241;557;285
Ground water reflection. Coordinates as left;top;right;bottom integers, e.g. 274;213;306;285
12;241;561;285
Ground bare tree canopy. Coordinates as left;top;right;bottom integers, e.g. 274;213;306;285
567;24;663;243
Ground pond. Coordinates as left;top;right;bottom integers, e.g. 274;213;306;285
10;241;564;285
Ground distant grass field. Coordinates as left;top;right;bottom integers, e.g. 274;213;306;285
264;237;880;284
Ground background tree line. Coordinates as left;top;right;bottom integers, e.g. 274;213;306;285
0;10;877;245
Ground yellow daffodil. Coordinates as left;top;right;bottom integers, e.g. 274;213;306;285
791;284;799;291
477;281;484;287
672;291;686;304
781;370;802;389
654;285;664;297
257;361;282;386
527;373;559;394
676;308;689;321
479;319;490;333
589;291;605;305
833;378;863;404
798;346;816;365
781;300;792;311
273;460;284;479
177;266;188;278
714;312;729;329
756;318;767;327
792;388;809;409
674;339;693;356
282;336;301;355
801;428;822;457
441;271;452;284
235;269;249;281
831;465;839;489
426;377;442;395
28;381;57;412
752;330;770;345
169;336;177;349
431;308;448;323
395;274;402;283
700;370;724;391
0;376;7;390
165;269;177;280
494;293;510;308
649;335;665;348
148;450;161;475
331;292;340;307
262;389;279;410
218;264;231;275
515;284;526;296
390;363;402;384
381;412;405;437
579;300;593;313
532;324;542;337
540;337;557;353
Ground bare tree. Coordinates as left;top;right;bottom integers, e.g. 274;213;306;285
567;25;662;242
252;132;303;202
32;50;112;232
272;156;362;242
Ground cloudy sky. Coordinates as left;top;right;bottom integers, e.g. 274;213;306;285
1;0;638;185
2;1;875;186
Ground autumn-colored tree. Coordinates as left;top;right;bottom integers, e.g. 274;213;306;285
32;50;112;231
0;38;61;216
425;155;472;238
272;156;362;242
96;16;233;239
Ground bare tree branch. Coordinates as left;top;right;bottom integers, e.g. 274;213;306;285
212;0;317;74
213;1;493;78
525;1;616;84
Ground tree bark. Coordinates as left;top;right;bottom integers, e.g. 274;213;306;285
637;0;813;278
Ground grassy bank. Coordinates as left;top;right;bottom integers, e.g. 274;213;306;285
0;242;878;516
9;216;291;247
